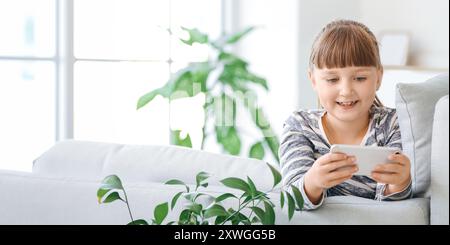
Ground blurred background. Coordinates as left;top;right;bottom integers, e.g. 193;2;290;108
0;0;448;172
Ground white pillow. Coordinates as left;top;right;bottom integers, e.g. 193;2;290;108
395;73;449;197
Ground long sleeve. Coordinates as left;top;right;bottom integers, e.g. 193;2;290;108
279;120;325;210
375;180;413;201
383;111;403;150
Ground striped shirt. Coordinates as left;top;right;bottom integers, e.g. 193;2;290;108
279;106;412;210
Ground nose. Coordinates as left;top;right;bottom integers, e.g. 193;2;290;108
339;80;354;97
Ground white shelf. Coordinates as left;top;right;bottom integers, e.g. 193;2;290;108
378;68;448;108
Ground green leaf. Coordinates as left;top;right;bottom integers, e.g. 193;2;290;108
170;72;194;99
203;204;229;219
249;206;265;224
291;186;304;211
220;177;250;193
183;192;211;203
227;210;250;225
186;203;203;215
137;88;163;110
171;70;200;100
180;27;209;46
189;62;212;93
263;201;276;225
266;162;282;188
265;135;280;163
225;26;256;44
254;107;271;129
246;176;257;198
171;191;184;210
97;188;110;204
154;202;169;225
100;175;124;190
183;193;196;202
195;172;210;189
251;216;260;224
215;193;238;203
214;215;228;225
102;191;124;204
241;71;268;90
242;193;253;204
235;212;251;225
285;192;295;221
165;179;186;185
215;126;241;155
171;130;192;148
165;179;190;192
243;102;280;163
249;142;265;160
179;209;191;224
166;63;211;101
280;192;285;209
218;52;248;68
127;219;149;225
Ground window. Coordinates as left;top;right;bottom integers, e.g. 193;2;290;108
73;0;222;147
0;0;56;172
0;0;223;171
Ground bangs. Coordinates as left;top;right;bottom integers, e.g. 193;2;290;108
311;25;381;69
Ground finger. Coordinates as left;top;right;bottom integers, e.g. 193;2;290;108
388;153;409;166
318;153;348;165
327;174;353;187
371;172;399;184
373;163;403;174
327;165;358;181
323;157;357;172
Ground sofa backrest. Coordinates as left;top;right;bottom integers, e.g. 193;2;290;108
32;140;276;190
395;73;449;197
430;95;449;224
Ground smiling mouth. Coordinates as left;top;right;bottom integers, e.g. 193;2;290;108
336;100;359;107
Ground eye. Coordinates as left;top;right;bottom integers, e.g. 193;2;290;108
326;78;339;83
355;77;367;82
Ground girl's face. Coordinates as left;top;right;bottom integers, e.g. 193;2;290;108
309;66;382;123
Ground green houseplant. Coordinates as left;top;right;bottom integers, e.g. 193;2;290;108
97;163;304;225
97;27;299;225
137;27;279;163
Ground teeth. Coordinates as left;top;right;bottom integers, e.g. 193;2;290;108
337;101;357;106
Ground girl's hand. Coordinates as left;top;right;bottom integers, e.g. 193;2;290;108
304;153;358;203
371;153;411;195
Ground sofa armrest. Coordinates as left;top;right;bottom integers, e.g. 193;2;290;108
430;95;449;225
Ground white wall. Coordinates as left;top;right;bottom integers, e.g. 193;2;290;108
297;0;362;110
238;0;449;111
360;0;449;69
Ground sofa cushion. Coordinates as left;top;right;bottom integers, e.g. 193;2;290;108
279;196;429;225
395;73;449;197
32;140;276;190
0;170;429;225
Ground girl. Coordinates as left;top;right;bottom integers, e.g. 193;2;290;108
279;20;412;210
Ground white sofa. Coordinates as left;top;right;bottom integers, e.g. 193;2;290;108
0;74;448;225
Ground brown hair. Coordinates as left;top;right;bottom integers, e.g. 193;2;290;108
309;20;383;107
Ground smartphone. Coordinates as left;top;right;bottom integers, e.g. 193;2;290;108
330;144;400;176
